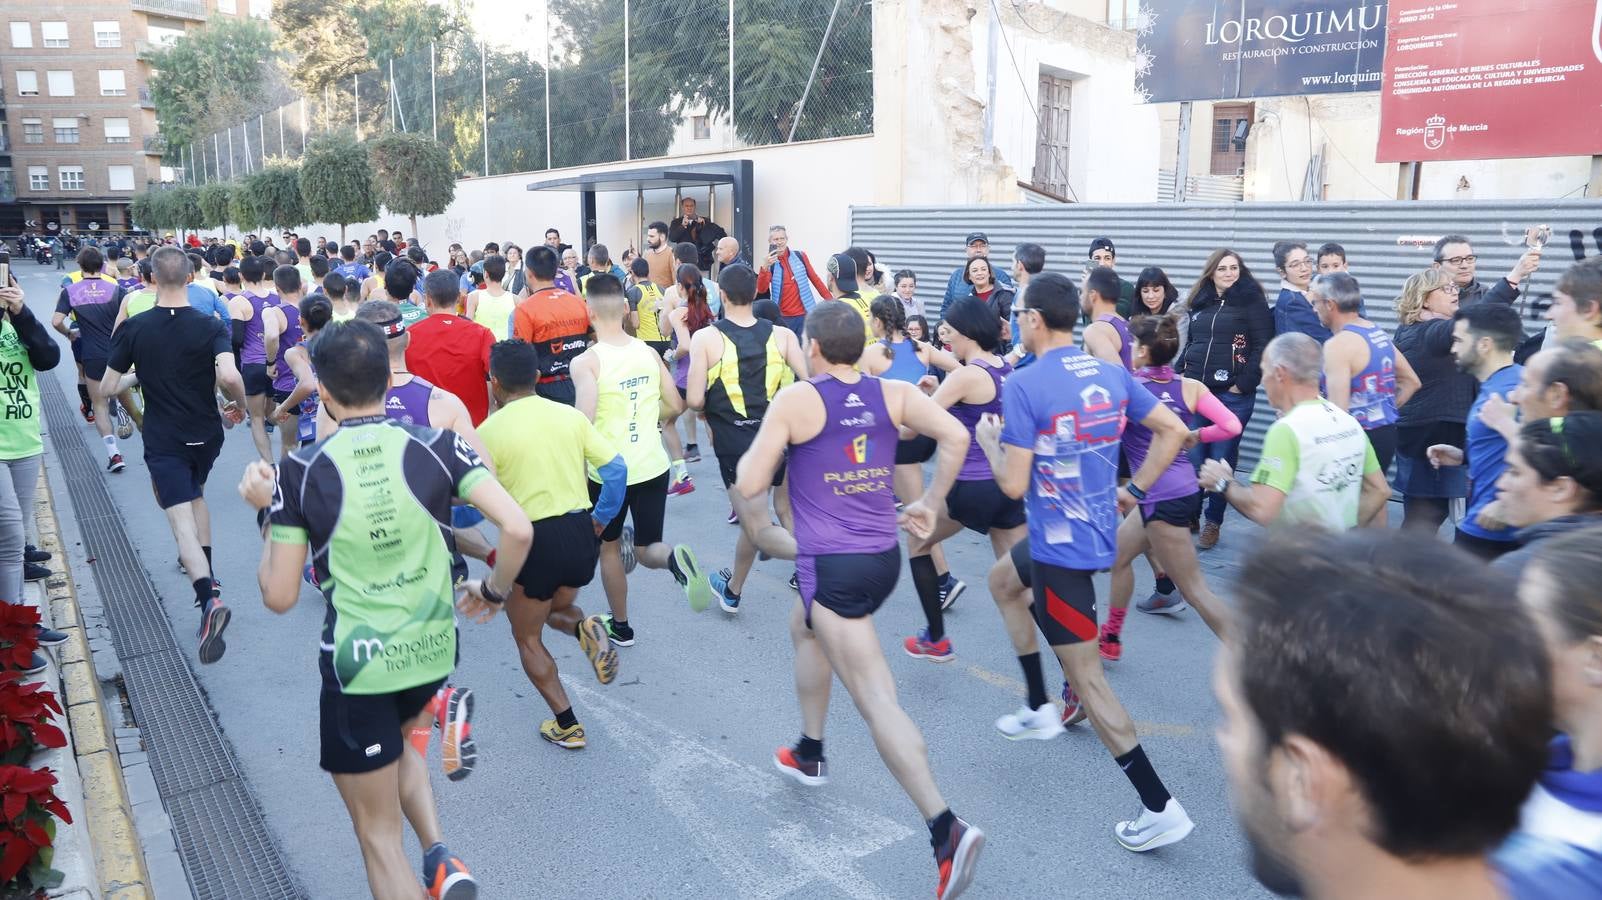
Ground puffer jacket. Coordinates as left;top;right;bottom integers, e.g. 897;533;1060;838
1492;513;1602;581
1180;278;1275;394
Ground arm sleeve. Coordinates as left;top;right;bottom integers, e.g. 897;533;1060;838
268;457;310;544
1484;278;1519;305
1236;300;1277;394
580;419;627;523
1250;421;1299;493
10;307;61;372
1194;389;1244;442
211;319;232;357
1000;378;1036;449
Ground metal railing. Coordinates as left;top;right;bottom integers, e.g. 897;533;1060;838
1158;170;1246;202
143;134;166;153
139;86;154;108
130;0;207;21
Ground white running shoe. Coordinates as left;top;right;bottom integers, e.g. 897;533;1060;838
993;703;1065;741
1114;798;1194;852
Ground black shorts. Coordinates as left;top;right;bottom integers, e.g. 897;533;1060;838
588;469;669;545
717;453;786;490
70;336;82;364
1140;492;1203;528
515;510;599;599
536;377;575;406
946;478;1026;534
1366;424;1398;475
145;438;223;509
896;435;936;466
1117;446;1131;481
796;546;900;627
82;357;107;381
1029;561;1099;646
319;677;445;774
270;386;295;407
243;363;270;396
1011;537;1034;589
645;340;671;358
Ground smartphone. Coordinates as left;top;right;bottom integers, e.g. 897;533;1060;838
1526;225;1551;250
0;251;9;287
767;243;778;255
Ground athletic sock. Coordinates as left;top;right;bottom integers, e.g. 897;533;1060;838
1114;744;1173;813
611;618;628;631
927;809;956;848
192;577;213;609
1018;652;1048;710
103;434;119;458
909;554;945;643
408;727;431;757
672;458;687;480
1106;607;1128;638
202;546;213;574
795;735;823;763
1154;573;1176;595
77;384;90;408
554;707;578;730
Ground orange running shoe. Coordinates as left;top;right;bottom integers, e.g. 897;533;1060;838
436;685;477;781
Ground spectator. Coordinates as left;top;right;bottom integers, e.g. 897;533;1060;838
941;232;1014;317
757;225;829;335
558;248;582;295
543;227;571;256
644;221;675;289
1316;241;1348;274
666;198;723;269
1433;233;1540;309
892;268;921;322
715;236;746;272
1086;237;1135;318
1393;269;1473;533
1270;240;1329;342
578;244;627;295
1546;257;1602;348
960;257;1013;347
1132;266;1182;342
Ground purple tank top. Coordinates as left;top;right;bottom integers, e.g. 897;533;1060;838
1345;323;1400;429
948;357;1011;481
240;290;278;365
1099;314;1133;370
272;302;302;393
384;376;434;426
1125;367;1199;505
789;375;899;556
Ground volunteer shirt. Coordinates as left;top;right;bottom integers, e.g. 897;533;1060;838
107;306;231;449
404;313;495;425
1250;398;1380;531
1001;345;1157;570
512;287;591;384
1461;364;1522;542
55;274;124;360
0;318;44;460
270;418;491;695
479;394;620;521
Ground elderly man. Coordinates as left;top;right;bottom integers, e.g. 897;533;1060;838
715;236;746;272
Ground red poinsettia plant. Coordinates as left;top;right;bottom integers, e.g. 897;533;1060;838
0;602;72;893
0;673;64;768
0;603;39;673
0;765;70;887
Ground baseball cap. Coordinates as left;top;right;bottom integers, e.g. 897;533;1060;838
827;253;860;292
965;231;989;246
1088;237;1117;258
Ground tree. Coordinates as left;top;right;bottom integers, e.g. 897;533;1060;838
274;0;459;100
250;160;309;231
148;17;284;149
366;133;455;238
299;135;377;242
198;182;232;236
229;179;265;234
128;193;155;235
167;186;205;237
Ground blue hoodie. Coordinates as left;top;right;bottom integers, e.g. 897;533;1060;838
1272;284;1332;343
1494;735;1602;899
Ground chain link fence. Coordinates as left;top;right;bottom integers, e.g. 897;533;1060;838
181;0;875;185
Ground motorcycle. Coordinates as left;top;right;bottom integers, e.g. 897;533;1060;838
32;242;52;266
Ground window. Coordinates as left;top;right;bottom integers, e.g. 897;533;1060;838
692;115;710;141
15;71;38;97
40;21;67;48
9;22;31;48
217;0;237;12
53;118;79;144
1031;73;1073;199
46;70;73;97
1209;103;1253;176
104;118;130;144
94;21;120;48
147;24;184;47
28;167;48;192
58;167;84;191
98;70;125;96
21;120;42;144
107;165;135;192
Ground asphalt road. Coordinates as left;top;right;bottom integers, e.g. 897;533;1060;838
20;262;1275;899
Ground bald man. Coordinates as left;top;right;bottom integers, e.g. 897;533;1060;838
715;237;746;271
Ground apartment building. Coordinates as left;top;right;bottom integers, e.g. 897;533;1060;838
0;0;266;237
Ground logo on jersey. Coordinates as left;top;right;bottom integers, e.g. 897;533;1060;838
1080;384;1112;412
846;434;869;464
838;412;876;429
844;392;865;408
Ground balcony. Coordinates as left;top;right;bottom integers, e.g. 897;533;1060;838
139;86;154;108
130;0;207;22
143;134;166;154
135;40;158;60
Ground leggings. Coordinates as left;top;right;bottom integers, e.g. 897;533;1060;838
0;455;41;604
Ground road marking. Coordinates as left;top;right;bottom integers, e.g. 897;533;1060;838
962;663;1196;739
562;678;914;900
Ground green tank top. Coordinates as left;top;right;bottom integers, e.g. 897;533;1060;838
0;320;42;460
125;289;158;319
590;339;670;484
470;288;516;341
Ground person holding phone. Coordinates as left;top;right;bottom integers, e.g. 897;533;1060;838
755;225;831;337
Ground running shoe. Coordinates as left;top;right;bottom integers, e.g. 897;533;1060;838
540;718;586;749
106;453;125;474
788;571;799;593
619;526;637;575
1114;798;1194;852
19;651;47;676
34;625;68;648
726;507;738;525
1060;682;1087;726
933;816;985;900
1137;589;1189;615
684;443;701;463
939;575;966;611
24;545;50;563
423;843;477;900
114;405;133;440
710;567;740;614
600;614;635;648
1099;628;1123;662
80;403;94;424
667;475;695;497
994;703;1065;741
577;615;619;684
671;544;713;613
904;628;955;663
773;746;828;786
23;562;49;582
196;595;231;665
436;685;477;782
1198;522;1220;550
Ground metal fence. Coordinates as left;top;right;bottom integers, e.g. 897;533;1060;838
181;0;874;184
1157;170;1245;202
852;198;1602;468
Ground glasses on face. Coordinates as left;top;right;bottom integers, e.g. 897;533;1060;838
1436;255;1477;266
1285;258;1312;270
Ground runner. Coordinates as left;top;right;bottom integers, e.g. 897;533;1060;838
50;248;128;471
735;301;984;900
665;263;716;484
571;274;715;646
463;254;515;341
266;266;307;458
688;265;807;612
824;253;874;345
268;293;331;450
629;257;669;357
1082;268;1131;369
324;271;358;322
240;318;533;900
102;247;248;664
234;254;280;463
973;271;1196;851
1100;315;1239;660
511;246;591;406
406;270;495;427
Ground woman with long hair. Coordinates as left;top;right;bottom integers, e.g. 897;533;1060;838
1490;412;1602;579
664;264;715;490
1178;248;1273;549
1393;268;1472;532
1133;266;1184;345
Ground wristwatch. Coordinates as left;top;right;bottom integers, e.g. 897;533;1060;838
1125;482;1147;501
479;579;507;605
1214;477;1230;493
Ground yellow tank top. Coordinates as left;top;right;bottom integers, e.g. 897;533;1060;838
590;339;670;484
470;288;516;341
634;282;665;342
839;293;874;345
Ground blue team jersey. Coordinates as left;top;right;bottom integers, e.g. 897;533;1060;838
1001;345;1158;570
1460;364;1521;541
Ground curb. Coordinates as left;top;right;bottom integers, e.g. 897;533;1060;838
35;476;152;899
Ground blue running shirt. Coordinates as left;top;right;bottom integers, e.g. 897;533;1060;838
1460;364;1521;542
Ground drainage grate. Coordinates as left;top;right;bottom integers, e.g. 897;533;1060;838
39;376;304;900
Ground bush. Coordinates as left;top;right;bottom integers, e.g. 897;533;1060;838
0;605;71;892
198;182;232;231
367;132;455;238
249;160;308;232
299;134;377;242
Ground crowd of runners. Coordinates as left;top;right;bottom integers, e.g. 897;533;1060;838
9;210;1602;899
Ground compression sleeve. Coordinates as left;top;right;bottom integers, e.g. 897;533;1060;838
591;455;627;525
1194;389;1244;443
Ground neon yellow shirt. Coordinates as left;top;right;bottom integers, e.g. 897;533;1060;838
480;394;620;521
589;339;670;484
469;288;516;341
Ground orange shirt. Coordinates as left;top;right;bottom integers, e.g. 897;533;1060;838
512;287;591;382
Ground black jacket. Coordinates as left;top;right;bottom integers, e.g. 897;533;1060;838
1180;278;1274;394
6;305;60;373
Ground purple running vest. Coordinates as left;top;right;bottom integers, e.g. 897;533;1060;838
272;302;303;394
1125;366;1200;505
789;375;899;557
947;357;1011;481
240;291;278;365
1099;314;1133;370
384;376;434;426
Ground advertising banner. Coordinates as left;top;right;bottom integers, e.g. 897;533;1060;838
1136;1;1387;103
1377;0;1602;161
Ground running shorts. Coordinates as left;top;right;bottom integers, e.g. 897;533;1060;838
946;478;1026;534
145;437;223;509
514;510;599;599
895;435;936;466
269;386;295;407
319;677;445;774
535;377;575;407
1028;561;1099;647
796;546;900;627
81;357;107;381
1139;492;1203;529
588;469;669;545
242;363;270;396
70;336;82;363
717;453;786;490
